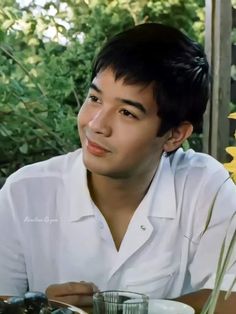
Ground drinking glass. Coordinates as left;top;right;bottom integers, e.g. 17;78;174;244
93;290;149;314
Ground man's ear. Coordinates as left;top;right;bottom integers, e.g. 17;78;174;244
163;122;193;153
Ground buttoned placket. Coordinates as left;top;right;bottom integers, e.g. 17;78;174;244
93;204;118;250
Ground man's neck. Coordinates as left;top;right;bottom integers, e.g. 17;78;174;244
87;164;160;250
87;168;158;215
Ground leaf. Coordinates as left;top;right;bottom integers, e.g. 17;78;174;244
224;147;236;183
0;29;5;42
228;112;236;119
0;104;12;113
201;205;234;311
19;143;28;154
200;213;236;314
182;139;190;151
26;56;42;64
2;20;14;30
11;80;24;95
225;147;236;157
28;38;40;46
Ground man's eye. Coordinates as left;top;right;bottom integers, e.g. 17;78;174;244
88;95;99;102
120;109;137;119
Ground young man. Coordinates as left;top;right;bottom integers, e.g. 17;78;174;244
0;23;235;312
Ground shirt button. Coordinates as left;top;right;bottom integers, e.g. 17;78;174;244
140;225;146;231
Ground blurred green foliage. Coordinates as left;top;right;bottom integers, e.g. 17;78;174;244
0;0;205;177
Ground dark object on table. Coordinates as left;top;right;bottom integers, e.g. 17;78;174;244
24;291;49;313
0;300;25;314
7;296;25;307
3;291;79;313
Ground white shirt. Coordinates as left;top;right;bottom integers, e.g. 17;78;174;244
0;148;235;298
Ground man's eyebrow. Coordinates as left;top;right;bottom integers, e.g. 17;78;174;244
90;83;146;114
90;83;102;93
119;98;146;114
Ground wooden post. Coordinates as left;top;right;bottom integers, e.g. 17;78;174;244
203;0;232;161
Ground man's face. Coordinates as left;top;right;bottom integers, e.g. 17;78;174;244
78;68;170;179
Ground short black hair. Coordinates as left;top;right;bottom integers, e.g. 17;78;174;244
91;23;210;135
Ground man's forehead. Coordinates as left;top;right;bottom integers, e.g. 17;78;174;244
92;67;157;94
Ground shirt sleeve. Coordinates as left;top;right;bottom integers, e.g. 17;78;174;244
188;171;236;292
0;179;28;296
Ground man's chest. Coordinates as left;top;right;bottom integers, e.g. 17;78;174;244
26;216;193;299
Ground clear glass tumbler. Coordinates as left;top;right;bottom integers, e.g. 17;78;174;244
93;290;149;314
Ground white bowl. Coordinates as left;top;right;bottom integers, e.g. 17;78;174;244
148;299;195;314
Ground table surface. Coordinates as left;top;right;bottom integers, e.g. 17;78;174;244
81;307;92;314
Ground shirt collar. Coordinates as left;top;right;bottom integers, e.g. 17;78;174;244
66;150;177;221
66;150;95;222
146;153;177;219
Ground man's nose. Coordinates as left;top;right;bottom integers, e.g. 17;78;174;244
88;109;112;136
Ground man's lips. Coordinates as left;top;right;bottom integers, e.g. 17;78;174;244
85;138;110;156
